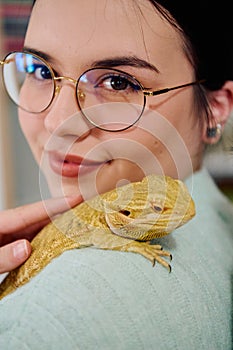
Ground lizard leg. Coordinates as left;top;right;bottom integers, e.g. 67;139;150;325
114;241;172;272
78;229;172;271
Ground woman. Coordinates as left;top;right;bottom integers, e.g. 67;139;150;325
0;1;232;348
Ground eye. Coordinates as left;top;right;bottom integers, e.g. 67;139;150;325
154;206;162;212
14;53;53;82
95;73;141;93
151;204;163;212
27;64;52;80
119;209;131;216
109;76;133;91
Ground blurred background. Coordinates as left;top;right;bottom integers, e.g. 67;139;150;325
0;0;49;210
0;0;232;210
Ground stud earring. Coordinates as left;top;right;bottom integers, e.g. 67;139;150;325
206;123;222;138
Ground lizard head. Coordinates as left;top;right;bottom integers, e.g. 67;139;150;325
103;174;195;241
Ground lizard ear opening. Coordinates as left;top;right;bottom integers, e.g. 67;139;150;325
119;210;131;216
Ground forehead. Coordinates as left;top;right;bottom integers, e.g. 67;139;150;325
25;0;184;71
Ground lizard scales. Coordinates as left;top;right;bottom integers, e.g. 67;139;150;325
0;175;195;299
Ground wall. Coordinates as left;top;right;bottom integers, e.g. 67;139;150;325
0;0;47;209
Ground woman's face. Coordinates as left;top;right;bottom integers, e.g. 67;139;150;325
20;0;206;199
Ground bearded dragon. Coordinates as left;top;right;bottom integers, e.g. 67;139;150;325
0;175;195;299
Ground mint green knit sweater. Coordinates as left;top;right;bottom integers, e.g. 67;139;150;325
0;168;232;350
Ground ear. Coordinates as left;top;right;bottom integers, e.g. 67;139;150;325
202;81;233;144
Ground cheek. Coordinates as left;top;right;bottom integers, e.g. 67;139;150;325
95;160;144;195
18;110;34;138
95;131;166;189
147;90;204;147
18;110;45;162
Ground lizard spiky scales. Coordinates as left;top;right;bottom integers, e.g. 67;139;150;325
0;175;195;299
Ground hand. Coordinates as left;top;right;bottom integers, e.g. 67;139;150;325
0;196;82;273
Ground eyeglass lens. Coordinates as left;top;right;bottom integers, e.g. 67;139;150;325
2;52;145;131
3;52;55;113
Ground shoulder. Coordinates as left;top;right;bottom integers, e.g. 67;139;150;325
0;245;232;350
0;168;232;350
185;167;233;234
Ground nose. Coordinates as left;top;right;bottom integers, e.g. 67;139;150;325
44;81;92;138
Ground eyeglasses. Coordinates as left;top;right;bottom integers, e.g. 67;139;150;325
0;51;204;132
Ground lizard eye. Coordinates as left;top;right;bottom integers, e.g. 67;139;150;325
152;204;163;212
153;206;162;212
119;209;131;216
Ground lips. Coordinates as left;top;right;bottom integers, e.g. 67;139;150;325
48;151;105;178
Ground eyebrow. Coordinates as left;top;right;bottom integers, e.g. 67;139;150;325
23;47;159;73
23;47;54;62
92;56;160;73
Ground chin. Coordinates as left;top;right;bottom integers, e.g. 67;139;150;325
44;159;145;200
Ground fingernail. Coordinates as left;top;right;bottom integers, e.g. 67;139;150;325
13;240;29;260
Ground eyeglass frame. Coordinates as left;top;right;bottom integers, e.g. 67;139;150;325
0;51;205;132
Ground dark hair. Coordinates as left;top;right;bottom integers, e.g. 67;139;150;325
150;1;233;91
32;0;233;92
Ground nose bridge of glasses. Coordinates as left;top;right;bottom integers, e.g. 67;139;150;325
54;75;77;85
53;76;86;104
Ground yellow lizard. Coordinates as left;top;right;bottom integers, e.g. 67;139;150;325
0;174;195;299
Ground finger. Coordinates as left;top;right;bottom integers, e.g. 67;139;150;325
0;195;82;235
0;218;51;246
43;195;83;218
0;239;31;274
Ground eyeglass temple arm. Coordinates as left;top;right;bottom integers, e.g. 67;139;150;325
0;59;12;66
143;79;206;96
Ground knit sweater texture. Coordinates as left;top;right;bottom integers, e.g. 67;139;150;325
0;168;232;350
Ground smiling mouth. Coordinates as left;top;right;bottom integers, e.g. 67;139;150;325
48;151;107;178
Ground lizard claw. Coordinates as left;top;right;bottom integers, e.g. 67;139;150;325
119;241;173;271
152;258;171;272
